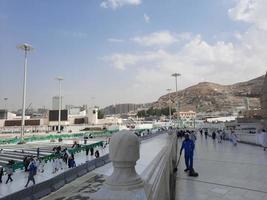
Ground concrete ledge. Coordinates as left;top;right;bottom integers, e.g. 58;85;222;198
64;168;79;183
76;164;88;177
2;186;33;200
51;173;65;191
32;179;52;199
87;159;96;171
102;154;110;164
95;157;105;168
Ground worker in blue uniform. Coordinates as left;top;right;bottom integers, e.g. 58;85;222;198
180;134;195;173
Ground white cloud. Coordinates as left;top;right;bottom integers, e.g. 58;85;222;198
229;0;267;30
102;50;168;70
131;31;191;47
107;38;124;42
144;13;150;23
101;0;267;103
100;0;142;9
104;30;266;92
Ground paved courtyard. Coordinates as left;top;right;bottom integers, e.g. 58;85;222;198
0;139;107;199
176;136;267;200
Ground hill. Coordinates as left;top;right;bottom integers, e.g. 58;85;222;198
152;75;265;113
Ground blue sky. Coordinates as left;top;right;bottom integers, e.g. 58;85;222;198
0;0;266;110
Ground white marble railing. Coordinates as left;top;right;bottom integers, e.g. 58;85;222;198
142;132;177;200
235;133;265;146
224;132;262;146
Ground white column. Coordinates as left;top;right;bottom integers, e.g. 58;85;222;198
58;80;62;133
17;43;33;141
169;92;171;121
21;50;28;139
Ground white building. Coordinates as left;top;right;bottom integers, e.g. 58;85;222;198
52;96;63;110
88;107;98;125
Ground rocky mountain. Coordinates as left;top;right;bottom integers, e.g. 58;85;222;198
152;75;265;113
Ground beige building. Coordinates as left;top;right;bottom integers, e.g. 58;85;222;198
178;110;196;120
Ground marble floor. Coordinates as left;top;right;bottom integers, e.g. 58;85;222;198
176;136;267;200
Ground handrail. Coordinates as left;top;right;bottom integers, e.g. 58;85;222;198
142;132;177;200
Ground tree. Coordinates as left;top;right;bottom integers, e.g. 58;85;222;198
98;110;104;119
137;107;176;117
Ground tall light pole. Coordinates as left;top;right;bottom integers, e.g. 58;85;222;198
172;73;181;127
91;97;95;107
171;73;181;108
17;43;33;141
56;77;63;133
166;88;172;121
4;98;8;119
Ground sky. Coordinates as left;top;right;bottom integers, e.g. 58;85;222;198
0;0;267;110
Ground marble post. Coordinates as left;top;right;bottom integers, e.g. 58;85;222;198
92;130;147;200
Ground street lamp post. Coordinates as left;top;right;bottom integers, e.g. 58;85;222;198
56;77;64;133
171;73;181;127
4;98;8;119
171;73;181;108
166;88;172;121
91;97;95;107
17;43;33;141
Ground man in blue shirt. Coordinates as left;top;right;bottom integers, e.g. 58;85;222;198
180;134;195;173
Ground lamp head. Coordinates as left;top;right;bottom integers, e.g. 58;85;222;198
171;73;181;77
17;43;34;52
56;76;64;81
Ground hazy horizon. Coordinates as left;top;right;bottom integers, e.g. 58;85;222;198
1;0;267;110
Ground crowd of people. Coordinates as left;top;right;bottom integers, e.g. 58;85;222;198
176;127;267;178
0;139;108;187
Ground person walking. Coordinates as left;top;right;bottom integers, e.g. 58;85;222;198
90;147;94;156
68;154;76;168
25;160;37;187
199;129;203;136
261;129;267;151
86;145;89;156
212;131;216;140
37;147;40;158
217;131;222;143
36;158;44;173
52;158;57;173
189;131;197;143
5;162;13;184
180;134;198;176
0;166;3;183
231;130;238;146
95;150;100;158
204;130;208;139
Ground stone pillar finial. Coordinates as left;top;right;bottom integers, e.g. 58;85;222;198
92;130;147;200
105;130;143;190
